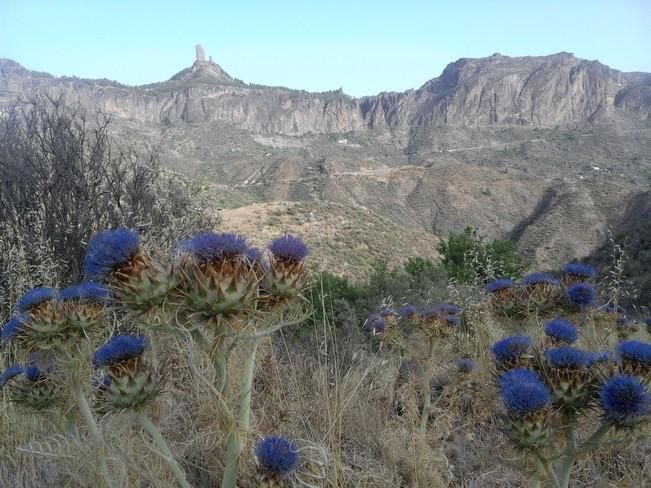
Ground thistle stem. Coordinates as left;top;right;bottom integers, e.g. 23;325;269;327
71;380;112;488
137;411;191;488
554;428;577;488
221;337;261;488
419;336;435;432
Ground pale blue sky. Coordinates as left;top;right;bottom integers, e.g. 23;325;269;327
1;0;649;97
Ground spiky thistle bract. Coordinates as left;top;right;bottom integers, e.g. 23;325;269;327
16;287;58;313
544;318;578;344
84;228;140;280
599;375;650;427
92;335;147;367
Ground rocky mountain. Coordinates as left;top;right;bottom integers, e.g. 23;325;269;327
1;47;649;278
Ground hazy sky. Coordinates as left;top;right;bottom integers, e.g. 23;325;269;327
1;0;650;97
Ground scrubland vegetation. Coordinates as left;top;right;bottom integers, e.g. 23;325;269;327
0;99;649;488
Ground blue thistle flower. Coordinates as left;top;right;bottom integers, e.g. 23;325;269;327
499;369;551;416
245;247;263;263
179;232;248;262
589;351;616;365
497;368;541;387
367;313;385;333
24;365;44;382
491;336;532;364
60;282;110;303
1;315;26;343
268;235;309;262
599;375;650;426
84;228;140;280
455;358;476;373
255;435;300;478
444;315;461;327
0;365;23;388
521;272;560;286
566;282;598;308
617;340;651;367
545;346;591;369
398;304;418;318
378;307;395;318
438;303;461;315
544;318;578;344
92;335;147;367
485;278;515;293
16;287;58;313
562;262;596;279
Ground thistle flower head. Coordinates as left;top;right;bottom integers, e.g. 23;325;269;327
25;365;45;382
562;262;596;279
498;368;541;387
268;235;309;262
521;272;560;286
255;435;300;478
566;282;598;308
589;351;616;365
444;314;461;327
1;315;26;343
398;304;418;318
544;318;578;344
491;335;532;365
367;313;385;333
60;282;110;303
455;358;476;373
485;278;515;293
16;287;58;313
599;375;650;427
0;365;23;388
180;232;248;262
617;340;651;367
84;228;140;280
499;369;551;416
245;247;263;263
92;335;147;367
545;346;591;369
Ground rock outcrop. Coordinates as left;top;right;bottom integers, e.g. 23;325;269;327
1;51;649;136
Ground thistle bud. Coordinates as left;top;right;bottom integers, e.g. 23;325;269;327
498;368;552;450
59;282;110;332
265;235;309;300
92;335;159;411
5;364;61;411
84;228;177;311
12;288;66;350
254;435;300;487
176;232;261;319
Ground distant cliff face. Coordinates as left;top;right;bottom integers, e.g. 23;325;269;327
1;52;650;275
1;52;649;136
